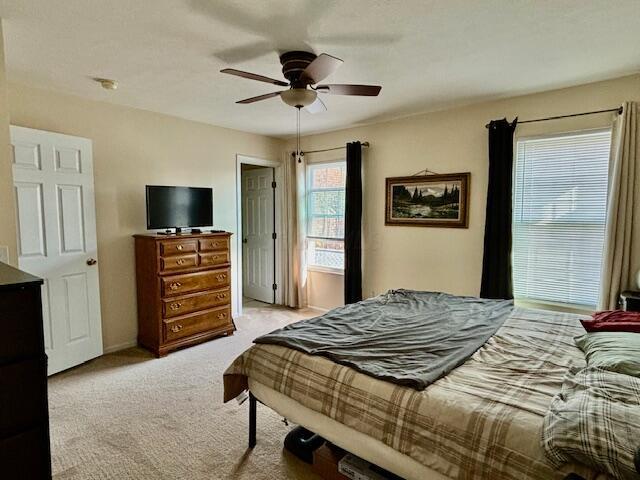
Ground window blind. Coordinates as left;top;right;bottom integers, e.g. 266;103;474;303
513;129;611;308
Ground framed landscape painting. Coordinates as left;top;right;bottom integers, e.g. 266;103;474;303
385;173;470;228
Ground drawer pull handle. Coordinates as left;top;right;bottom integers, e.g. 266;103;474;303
177;245;183;251
216;293;227;300
218;313;227;320
169;282;182;290
170;324;183;333
177;259;186;265
169;303;182;311
211;255;219;260
216;274;227;281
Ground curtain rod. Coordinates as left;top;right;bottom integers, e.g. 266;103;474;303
300;141;370;155
484;106;623;128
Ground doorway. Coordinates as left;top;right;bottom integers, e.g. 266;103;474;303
235;155;282;316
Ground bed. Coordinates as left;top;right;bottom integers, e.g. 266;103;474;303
224;291;621;480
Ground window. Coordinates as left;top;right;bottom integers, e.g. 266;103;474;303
306;161;346;272
513;129;611;308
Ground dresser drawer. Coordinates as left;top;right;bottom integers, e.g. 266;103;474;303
162;288;231;318
160;254;199;272
199;251;229;267
0;424;52;479
159;239;198;256
199;237;229;252
0;357;48;436
163;306;232;342
0;286;44;361
161;268;230;297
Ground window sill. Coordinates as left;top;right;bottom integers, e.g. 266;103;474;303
307;265;344;276
514;298;595;315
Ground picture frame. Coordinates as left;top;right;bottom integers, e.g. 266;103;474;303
385;173;470;228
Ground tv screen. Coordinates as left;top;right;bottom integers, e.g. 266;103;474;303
146;185;213;230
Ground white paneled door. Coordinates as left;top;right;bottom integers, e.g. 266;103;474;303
242;167;275;304
11;126;103;375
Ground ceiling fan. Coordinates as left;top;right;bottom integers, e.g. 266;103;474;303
220;51;382;113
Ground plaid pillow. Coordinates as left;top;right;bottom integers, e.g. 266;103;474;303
542;367;640;479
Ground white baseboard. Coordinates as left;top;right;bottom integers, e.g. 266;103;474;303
103;339;137;354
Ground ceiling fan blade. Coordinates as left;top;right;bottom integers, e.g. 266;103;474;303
305;96;327;114
316;84;381;96
236;91;282;104
300;53;343;84
221;68;288;87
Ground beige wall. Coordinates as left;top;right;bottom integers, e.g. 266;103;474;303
0;22;17;265
5;74;640;343
307;270;344;311
292;74;640;310
8;83;283;351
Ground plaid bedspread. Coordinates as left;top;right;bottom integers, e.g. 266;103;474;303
224;307;604;480
543;367;640;479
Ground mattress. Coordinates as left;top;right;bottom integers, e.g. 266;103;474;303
225;306;607;480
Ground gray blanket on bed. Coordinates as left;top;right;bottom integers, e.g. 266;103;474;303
254;290;513;390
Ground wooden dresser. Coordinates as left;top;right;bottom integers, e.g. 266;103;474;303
0;262;52;479
134;232;234;357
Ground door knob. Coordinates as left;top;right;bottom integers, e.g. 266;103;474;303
242;238;248;243
86;258;97;266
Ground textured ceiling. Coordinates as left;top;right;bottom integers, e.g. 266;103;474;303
1;0;639;138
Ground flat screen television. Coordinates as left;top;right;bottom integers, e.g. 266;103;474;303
146;185;213;232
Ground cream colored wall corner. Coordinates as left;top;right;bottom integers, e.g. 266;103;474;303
290;74;640;310
7;83;285;352
0;21;17;265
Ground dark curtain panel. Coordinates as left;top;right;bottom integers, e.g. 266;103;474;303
344;141;363;304
480;118;518;299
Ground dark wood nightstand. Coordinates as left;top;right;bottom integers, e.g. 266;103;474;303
620;291;640;312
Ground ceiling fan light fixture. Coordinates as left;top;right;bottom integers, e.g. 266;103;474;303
280;88;317;108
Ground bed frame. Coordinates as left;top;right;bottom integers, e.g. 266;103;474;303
247;392;640;479
248;393;257;449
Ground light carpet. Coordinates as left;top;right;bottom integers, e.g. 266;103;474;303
48;301;323;479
